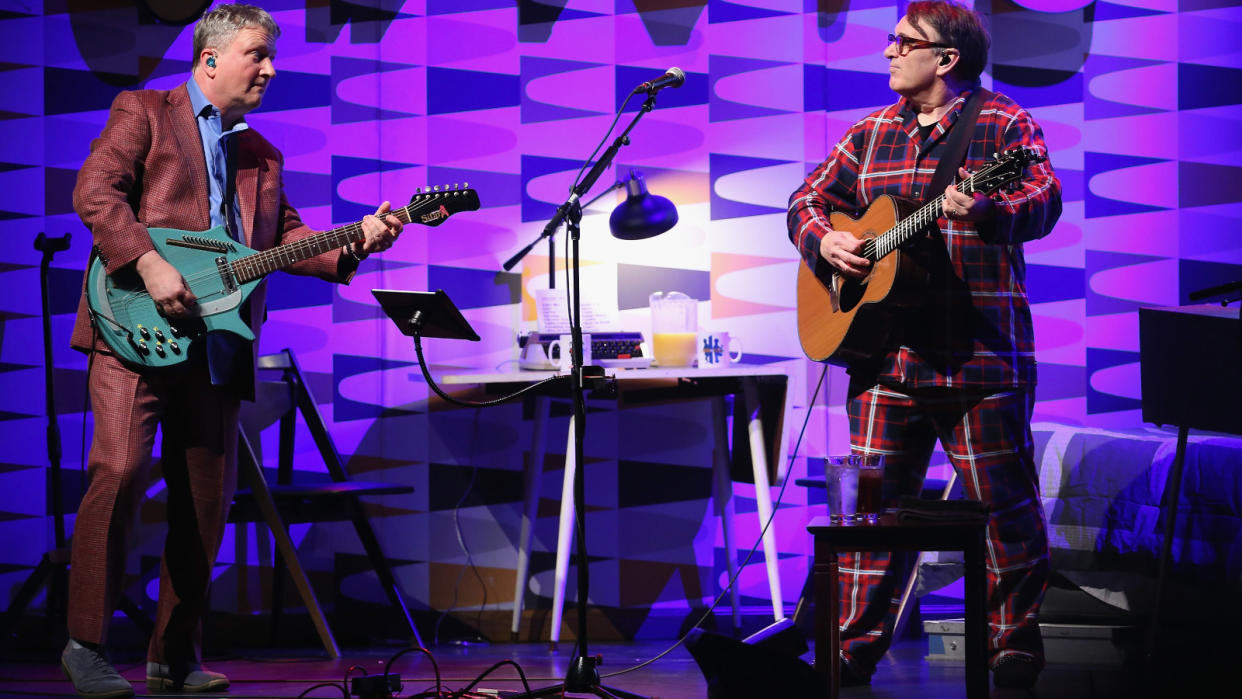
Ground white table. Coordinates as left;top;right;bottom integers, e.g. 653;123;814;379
441;365;793;642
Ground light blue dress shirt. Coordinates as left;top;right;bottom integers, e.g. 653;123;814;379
186;79;250;389
186;78;247;240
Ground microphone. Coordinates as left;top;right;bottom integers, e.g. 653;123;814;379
634;67;685;94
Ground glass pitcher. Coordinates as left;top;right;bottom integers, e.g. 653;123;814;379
649;291;697;367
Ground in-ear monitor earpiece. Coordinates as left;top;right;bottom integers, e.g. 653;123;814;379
206;55;216;68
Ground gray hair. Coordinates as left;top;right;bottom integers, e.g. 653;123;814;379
192;3;280;68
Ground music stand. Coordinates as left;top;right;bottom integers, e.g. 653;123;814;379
1188;278;1242;325
372;289;481;341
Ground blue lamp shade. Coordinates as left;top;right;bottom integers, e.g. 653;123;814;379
608;170;678;240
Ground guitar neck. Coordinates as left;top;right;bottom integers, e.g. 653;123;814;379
866;173;984;262
230;204;417;284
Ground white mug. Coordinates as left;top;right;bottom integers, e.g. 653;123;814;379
697;331;742;368
547;333;591;372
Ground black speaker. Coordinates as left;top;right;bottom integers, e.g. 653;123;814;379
685;619;824;699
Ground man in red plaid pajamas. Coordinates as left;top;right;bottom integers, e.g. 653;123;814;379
787;0;1061;689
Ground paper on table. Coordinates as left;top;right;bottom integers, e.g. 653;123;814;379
536;288;570;334
535;285;619;334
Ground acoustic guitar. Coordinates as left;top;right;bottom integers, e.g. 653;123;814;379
86;185;480;368
796;147;1045;365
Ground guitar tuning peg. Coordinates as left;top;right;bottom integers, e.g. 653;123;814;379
463;181;469;189
433;185;440;192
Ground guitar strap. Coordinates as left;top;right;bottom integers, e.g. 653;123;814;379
925;87;992;204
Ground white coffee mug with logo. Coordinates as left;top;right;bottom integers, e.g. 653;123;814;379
697;331;742;368
548;333;591;372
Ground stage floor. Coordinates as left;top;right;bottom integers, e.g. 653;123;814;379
0;636;1148;698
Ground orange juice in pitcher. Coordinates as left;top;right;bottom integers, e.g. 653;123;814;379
649;291;697;367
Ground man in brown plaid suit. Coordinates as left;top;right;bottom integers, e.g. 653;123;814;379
61;5;403;696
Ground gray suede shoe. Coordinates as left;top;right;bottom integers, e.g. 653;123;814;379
145;661;230;692
61;640;134;699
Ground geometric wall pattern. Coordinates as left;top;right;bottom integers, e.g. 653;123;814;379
1;0;1240;643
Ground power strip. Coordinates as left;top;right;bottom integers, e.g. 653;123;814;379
350;673;401;699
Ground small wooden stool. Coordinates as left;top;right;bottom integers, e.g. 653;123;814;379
807;514;989;699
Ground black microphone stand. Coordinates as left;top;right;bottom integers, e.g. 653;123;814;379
513;91;661;699
1;233;72;645
501;181;628;284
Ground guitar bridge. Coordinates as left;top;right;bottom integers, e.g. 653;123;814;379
216;256;237;293
168;236;232;253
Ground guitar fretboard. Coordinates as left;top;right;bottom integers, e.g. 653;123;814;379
860;173;986;262
227;189;470;284
230;206;415;284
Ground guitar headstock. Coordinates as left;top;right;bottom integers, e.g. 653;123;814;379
970;147;1047;195
405;183;481;226
1000;145;1046;167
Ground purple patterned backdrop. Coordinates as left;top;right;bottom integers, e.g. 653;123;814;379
1;0;1240;643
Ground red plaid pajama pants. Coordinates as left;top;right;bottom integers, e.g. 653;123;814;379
838;381;1049;670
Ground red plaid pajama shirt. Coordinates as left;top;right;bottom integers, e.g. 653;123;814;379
788;88;1060;668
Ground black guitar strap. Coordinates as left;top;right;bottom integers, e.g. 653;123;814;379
925;87;992;204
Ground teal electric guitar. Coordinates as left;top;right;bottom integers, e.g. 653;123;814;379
87;185;480;368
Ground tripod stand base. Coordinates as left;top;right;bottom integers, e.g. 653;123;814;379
565;655;601;690
511;654;652;699
2;547;154;646
1;549;68;640
515;683;652;699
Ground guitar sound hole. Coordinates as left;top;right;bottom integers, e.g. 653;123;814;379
837;277;867;312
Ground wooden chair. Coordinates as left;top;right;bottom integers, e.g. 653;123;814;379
230;349;422;657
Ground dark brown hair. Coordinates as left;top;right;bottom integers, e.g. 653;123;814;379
906;0;990;82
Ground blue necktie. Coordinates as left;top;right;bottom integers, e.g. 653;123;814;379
206;130;250;394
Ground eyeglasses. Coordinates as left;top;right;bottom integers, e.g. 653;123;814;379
887;33;951;55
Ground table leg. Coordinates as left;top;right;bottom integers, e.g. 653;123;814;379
742;378;783;619
711;396;741;632
511;395;550;640
812;544;839;699
1147;423;1189;664
549;414;576;645
964;530;989;699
